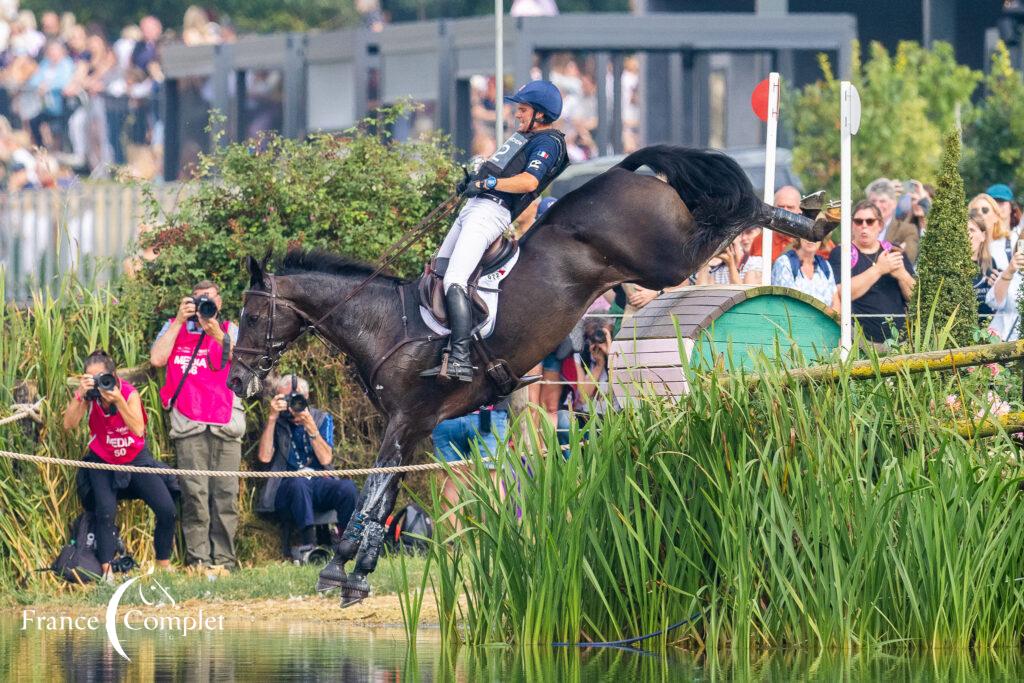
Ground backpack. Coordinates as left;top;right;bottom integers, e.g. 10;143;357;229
384;504;434;553
49;511;135;584
785;250;832;282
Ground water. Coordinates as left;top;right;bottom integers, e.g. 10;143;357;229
3;615;1024;682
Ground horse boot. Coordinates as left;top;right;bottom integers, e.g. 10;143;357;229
761;195;840;244
316;513;364;593
339;519;384;608
420;284;476;382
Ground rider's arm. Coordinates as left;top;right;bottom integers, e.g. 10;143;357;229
492;172;540;194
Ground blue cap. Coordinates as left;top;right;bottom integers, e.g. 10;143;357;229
537;197;557;218
504;80;563;122
986;183;1014;202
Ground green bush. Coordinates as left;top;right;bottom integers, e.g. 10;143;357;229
789;41;980;195
907;130;977;348
124;103;459;342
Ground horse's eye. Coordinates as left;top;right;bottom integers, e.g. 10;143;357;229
247;313;261;324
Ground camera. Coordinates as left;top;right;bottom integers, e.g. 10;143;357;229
589;328;607;345
287;392;308;413
188;295;218;323
285;374;308;413
84;372;117;401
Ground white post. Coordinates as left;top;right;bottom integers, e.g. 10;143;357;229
760;72;780;286
840;81;854;359
495;0;504;143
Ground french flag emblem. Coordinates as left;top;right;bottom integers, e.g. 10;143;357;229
539;151;549;159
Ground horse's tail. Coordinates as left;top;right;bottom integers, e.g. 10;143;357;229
616;145;765;230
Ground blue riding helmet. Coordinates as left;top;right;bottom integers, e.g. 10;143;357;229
504;80;563;122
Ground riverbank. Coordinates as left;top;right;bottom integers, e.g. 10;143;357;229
3;555;438;627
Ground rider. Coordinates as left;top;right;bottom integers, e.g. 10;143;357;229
422;79;569;382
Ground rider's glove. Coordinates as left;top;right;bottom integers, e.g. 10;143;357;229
462;177;497;198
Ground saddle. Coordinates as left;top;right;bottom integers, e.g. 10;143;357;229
417;236;519;328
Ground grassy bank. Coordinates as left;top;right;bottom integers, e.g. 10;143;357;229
3;554;430;609
426;341;1024;653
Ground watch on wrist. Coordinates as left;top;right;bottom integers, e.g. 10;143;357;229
485;176;498;190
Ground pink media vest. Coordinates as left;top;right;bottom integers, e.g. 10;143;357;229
158;319;234;425
88;380;146;464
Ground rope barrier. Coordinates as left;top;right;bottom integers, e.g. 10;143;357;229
0;400;485;477
0;448;482;477
0;401;43;426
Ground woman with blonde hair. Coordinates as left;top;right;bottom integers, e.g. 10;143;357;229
969;193;1013;270
968;216;996;316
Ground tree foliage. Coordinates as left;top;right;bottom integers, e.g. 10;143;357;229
907;130;977;348
789;41;980;196
961;42;1024;198
120;103;458;338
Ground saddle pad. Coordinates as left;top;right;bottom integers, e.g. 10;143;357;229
419;248;521;339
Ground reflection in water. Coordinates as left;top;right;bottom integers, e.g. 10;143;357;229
3;616;1024;682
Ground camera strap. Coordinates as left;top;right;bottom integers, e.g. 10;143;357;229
167;331;206;410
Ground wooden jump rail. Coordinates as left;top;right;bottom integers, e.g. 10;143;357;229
761;340;1024;385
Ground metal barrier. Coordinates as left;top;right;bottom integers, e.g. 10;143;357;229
0;183;184;301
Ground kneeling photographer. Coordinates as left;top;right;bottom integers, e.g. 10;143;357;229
256;375;358;563
62;350;177;581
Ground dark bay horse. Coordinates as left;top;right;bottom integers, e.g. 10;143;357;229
227;145;836;606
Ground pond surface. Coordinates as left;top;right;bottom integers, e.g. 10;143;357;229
3;614;1024;682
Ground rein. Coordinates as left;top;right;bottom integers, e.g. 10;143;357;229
309;192;463;330
234;193;461;382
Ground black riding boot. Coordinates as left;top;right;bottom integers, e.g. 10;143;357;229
421;284;476;382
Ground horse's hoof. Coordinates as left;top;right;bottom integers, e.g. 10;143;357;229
315;558;347;594
339;575;371;608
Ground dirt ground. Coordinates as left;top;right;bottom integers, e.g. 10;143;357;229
13;592;440;628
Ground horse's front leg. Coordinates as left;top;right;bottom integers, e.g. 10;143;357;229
330;416;425;607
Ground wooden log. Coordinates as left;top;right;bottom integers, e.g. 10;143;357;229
746;340;1024;385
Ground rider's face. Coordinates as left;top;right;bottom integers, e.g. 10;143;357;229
515;104;536;132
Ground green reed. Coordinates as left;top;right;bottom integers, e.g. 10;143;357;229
426;338;1024;653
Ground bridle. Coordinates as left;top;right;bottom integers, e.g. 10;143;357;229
232;275;321;379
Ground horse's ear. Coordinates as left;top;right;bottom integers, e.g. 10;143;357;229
247;255;266;288
260;249;272;270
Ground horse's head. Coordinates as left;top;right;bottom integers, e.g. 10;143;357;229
228;256;310;398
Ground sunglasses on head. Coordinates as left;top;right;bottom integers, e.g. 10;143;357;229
852;217;878;226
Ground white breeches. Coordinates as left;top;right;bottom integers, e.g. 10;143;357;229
437;197;512;292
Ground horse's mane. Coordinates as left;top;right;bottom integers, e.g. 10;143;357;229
279;249;402;283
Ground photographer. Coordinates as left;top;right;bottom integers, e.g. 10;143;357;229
62;350;176;581
552;320;615;447
256;375;357;561
150;280;245;570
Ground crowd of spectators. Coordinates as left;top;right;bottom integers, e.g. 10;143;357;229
469;51;641;162
0;6;236;190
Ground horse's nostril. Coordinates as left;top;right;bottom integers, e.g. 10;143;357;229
228;376;242;393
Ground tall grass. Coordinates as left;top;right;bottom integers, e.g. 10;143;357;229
426;339;1024;652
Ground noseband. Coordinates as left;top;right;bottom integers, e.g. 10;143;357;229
233;275;316;378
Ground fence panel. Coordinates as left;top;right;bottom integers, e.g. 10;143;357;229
0;183;183;301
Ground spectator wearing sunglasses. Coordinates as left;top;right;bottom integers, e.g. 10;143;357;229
985;184;1021;234
829;199;915;348
969;193;1015;272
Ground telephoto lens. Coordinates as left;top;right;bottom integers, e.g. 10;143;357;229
287;392;309;413
193;295;218;319
84;373;116;401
